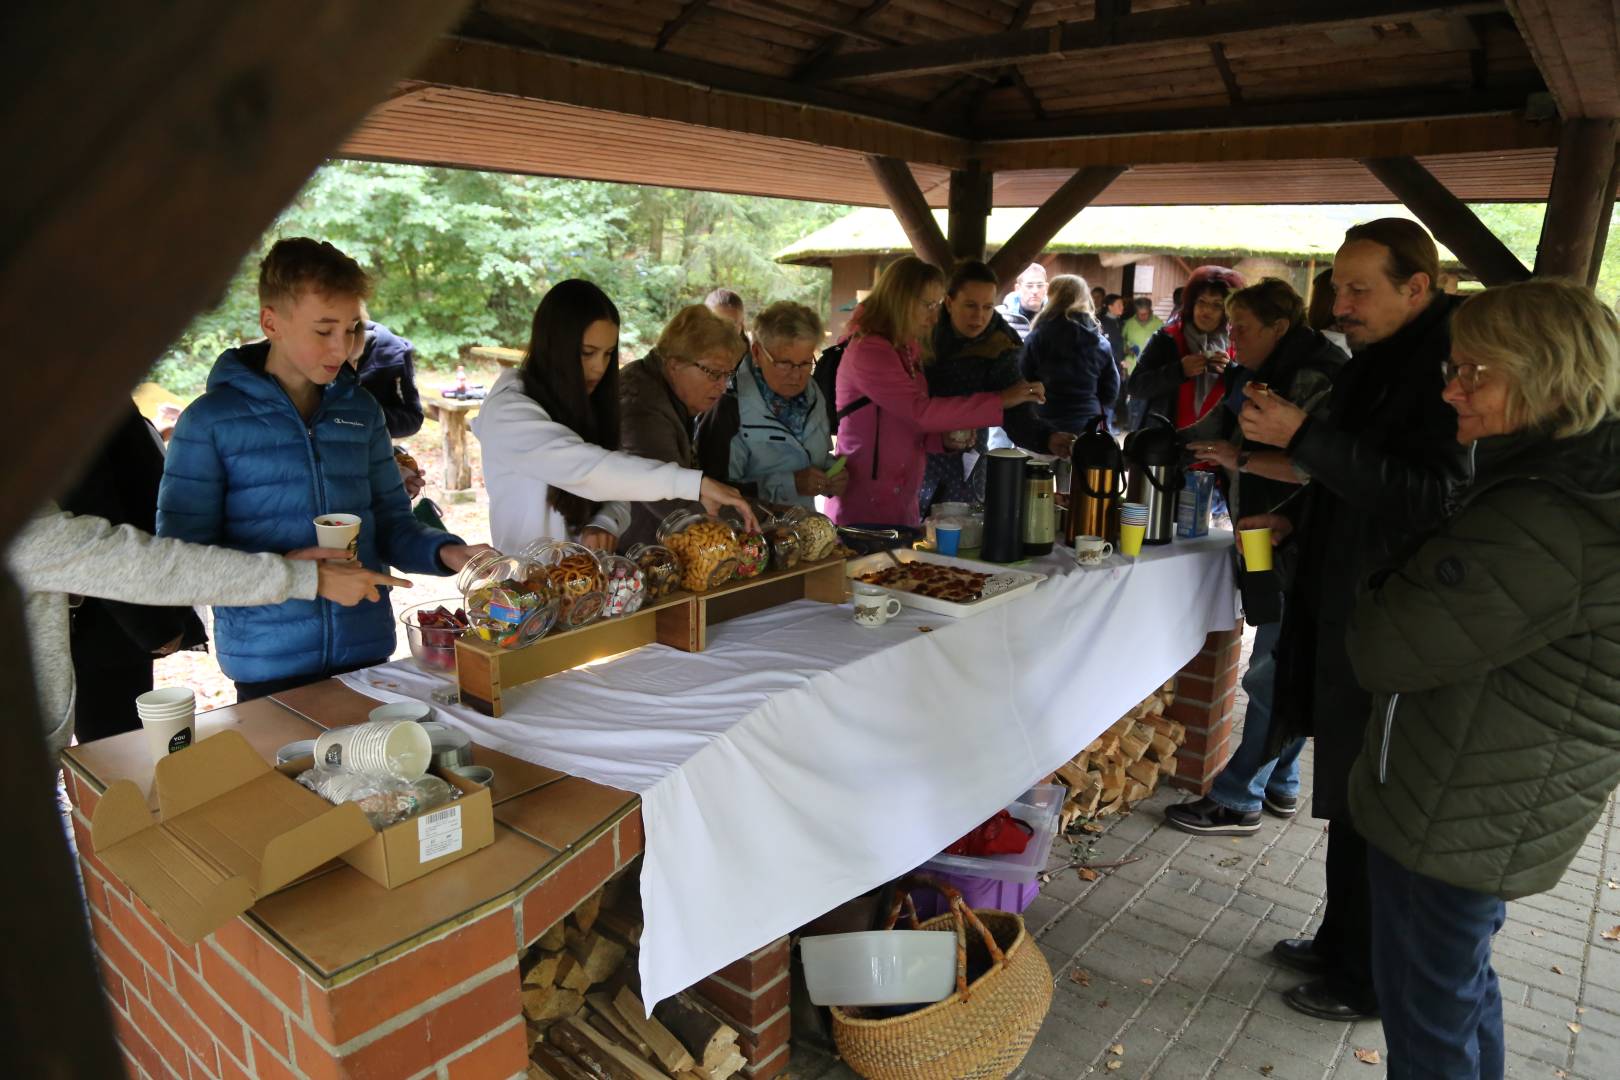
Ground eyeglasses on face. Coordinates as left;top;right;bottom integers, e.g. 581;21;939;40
1442;360;1490;393
682;357;734;384
916;297;943;312
757;340;814;374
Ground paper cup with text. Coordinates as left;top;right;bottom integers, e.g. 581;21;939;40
1239;528;1274;572
135;687;195;763
313;513;361;561
1118;522;1146;558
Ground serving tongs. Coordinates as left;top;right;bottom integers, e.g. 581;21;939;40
838;525;906;566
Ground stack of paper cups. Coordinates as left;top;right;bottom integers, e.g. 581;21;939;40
1119;502;1150;558
135;688;196;763
313;720;432;779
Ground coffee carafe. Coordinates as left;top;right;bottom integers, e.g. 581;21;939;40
1066;414;1125;546
1123;412;1183;545
1022;460;1055;557
982;448;1029;563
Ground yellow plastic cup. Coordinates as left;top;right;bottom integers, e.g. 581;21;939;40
1119;522;1146;558
1239;528;1274;572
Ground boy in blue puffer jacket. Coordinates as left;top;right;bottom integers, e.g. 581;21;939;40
159;238;492;699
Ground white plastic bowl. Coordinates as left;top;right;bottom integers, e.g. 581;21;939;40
800;930;957;1007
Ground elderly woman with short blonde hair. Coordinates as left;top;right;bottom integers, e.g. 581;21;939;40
1344;278;1620;1078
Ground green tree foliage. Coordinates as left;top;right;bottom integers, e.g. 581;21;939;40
154;161;849;394
1468;203;1620;302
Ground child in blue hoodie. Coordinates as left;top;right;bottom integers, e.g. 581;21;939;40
159;238;492;698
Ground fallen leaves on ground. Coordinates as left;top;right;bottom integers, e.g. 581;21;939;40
1602;925;1620;942
1568;1022;1582;1033
1109;1044;1124;1056
1353;1048;1382;1065
1139;977;1156;986
1069;968;1091;987
1552;964;1566;975
1217;855;1242;868
1105;1061;1122;1071
1260;1067;1274;1077
1097;998;1111;1008
1606;879;1618;890
1532;929;1545;937
1078;867;1101;881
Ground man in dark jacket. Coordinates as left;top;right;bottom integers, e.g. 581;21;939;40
350;319;424;438
62;406;207;741
997;263;1048;341
1237;219;1469;1022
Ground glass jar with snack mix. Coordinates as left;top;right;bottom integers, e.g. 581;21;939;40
521;540;609;629
627;542;683;600
720;506;770;579
596;553;647;618
656;507;741;592
780;506;839;562
759;505;801;571
455;550;560;649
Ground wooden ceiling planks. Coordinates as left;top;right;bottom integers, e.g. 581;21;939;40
1508;0;1620;118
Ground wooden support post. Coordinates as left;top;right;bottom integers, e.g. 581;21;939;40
987;166;1126;286
1361;156;1531;285
1586;154;1620;287
947;163;993;263
0;3;468;1075
1535;119;1620;281
866;155;953;270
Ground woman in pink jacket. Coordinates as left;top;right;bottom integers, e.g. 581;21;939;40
828;256;1044;528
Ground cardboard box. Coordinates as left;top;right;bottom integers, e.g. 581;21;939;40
91;729;376;944
290;759;494;889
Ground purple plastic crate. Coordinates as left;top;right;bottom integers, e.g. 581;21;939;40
909;868;1040;919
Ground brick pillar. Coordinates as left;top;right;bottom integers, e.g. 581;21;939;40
1166;624;1245;794
64;769;530;1080
692;936;792;1080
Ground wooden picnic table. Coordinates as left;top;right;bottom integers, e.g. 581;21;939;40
467;345;524;368
422;394;481;494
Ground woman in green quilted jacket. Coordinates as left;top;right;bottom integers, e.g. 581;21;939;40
1345;278;1620;1079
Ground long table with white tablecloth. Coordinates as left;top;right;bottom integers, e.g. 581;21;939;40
343;535;1239;1007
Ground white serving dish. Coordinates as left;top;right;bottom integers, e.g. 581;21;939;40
800;929;957;1006
844;548;1047;619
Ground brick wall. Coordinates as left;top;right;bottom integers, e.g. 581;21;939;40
1166;624;1245;794
691;936;792;1080
64;767;645;1080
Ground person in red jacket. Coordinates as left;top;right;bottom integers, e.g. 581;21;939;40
827;256;1044;529
1126;266;1247;429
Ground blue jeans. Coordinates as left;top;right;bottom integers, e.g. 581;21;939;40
1368;845;1507;1080
1208;620;1305;813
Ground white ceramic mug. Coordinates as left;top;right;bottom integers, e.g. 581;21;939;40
1074;535;1114;565
852;585;903;628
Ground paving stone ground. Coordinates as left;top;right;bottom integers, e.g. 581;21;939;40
794;631;1620;1080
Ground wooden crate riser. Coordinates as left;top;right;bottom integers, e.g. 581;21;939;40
456;559;849;716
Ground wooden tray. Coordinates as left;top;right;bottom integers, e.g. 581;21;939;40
454;557;849;716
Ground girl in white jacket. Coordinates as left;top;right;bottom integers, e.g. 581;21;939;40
472;280;751;553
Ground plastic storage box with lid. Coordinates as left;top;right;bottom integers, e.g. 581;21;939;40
921;783;1065;884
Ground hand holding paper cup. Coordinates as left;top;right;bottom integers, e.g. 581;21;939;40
1239;527;1275;572
313;513;361;561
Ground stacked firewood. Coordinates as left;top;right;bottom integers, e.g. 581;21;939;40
524;883;747;1080
1053;678;1183;828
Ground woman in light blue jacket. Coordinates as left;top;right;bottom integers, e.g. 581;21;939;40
727;302;842;509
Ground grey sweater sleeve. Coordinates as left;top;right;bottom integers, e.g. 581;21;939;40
8;509;319;605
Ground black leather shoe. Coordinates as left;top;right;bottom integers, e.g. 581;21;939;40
1283;978;1379;1021
1165;797;1262;836
1262;792;1299;817
1270;937;1328;974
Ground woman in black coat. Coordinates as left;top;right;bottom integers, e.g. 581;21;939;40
1018;274;1118;433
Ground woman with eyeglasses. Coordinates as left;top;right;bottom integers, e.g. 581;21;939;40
827;256;1044;530
1126;265;1246;429
473;281;753;554
717;300;844;510
618;303;761;548
1340;279;1620;1077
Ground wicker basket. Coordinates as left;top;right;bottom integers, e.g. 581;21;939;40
829;876;1053;1079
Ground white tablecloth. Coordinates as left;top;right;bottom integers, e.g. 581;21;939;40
342;536;1239;1008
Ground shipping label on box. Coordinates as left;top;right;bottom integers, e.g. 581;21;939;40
418;805;463;862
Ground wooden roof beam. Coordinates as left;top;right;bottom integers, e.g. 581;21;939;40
988;166;1128;286
867;155;953;269
655;0;712;51
812;0;1506;83
1361;156;1531;284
